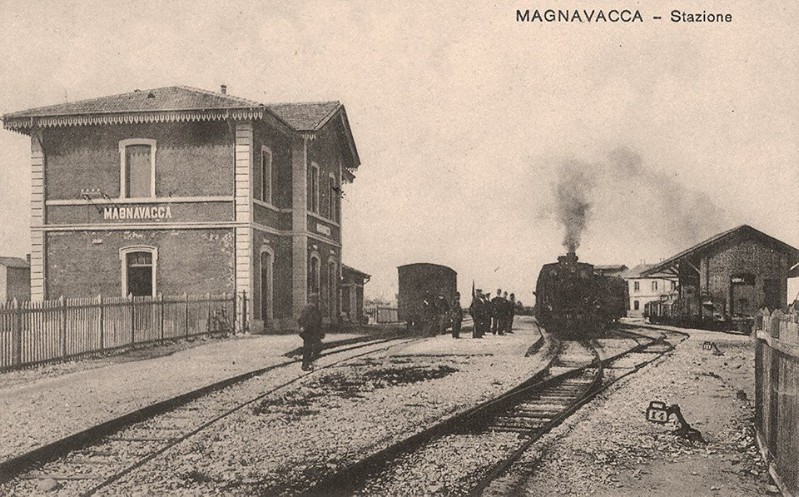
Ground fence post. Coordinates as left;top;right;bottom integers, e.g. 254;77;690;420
59;296;67;359
12;298;22;366
158;293;164;342
98;294;104;351
240;290;248;334
184;293;190;337
206;292;212;333
231;292;237;335
129;294;135;345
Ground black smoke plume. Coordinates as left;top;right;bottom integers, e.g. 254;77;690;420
555;160;595;253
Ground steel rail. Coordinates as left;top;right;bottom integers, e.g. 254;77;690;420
0;333;408;486
298;327;686;497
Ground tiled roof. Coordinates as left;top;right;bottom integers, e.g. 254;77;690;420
642;225;799;277
267;101;342;132
3;86;262;118
342;264;371;279
621;264;658;278
2;86;360;168
0;257;30;269
3;86;342;134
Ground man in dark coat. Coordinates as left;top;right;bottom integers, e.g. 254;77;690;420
298;294;323;371
450;292;463;338
420;291;434;336
506;293;516;334
434;292;450;335
491;289;506;335
469;289;485;338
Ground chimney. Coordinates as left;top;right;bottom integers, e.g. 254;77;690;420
220;85;227;94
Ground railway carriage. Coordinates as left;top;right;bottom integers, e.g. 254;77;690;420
397;263;457;330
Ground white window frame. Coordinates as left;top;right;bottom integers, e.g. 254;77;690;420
310;162;320;214
261;145;273;205
119;139;157;199
119;246;158;297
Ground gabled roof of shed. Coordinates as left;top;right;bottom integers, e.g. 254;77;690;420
642;225;799;277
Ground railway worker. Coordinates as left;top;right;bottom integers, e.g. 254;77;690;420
480;291;492;336
298;294;323;371
434;292;450;335
469;289;486;338
421;291;435;336
450;292;463;338
506;293;516;334
491;289;506;335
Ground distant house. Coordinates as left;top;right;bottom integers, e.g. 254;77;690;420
0;257;31;302
594;264;628;277
622;264;678;317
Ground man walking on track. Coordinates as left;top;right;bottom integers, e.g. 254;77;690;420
298;294;323;371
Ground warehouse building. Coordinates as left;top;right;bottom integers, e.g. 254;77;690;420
642;225;799;317
2;85;361;331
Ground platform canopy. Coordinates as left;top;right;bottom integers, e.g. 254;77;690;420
641;225;799;278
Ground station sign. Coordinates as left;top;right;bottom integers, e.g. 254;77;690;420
103;205;173;220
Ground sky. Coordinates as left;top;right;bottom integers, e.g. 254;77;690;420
0;0;797;305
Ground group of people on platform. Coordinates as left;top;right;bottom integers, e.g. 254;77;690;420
418;287;516;339
469;288;516;338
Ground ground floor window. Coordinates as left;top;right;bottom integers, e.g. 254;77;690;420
309;253;321;297
120;247;157;297
328;259;337;319
633;300;640;311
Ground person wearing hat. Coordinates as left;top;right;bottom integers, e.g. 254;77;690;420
434;292;450;335
298;293;323;370
491;289;506;335
506;293;517;333
450;292;463;338
469;289;486;338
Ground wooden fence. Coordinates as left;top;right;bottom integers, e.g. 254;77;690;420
365;305;400;324
0;293;237;371
753;307;799;497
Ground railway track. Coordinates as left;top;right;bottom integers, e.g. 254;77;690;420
0;334;419;496
299;326;687;496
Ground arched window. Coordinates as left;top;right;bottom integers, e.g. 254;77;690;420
327;258;338;319
119;246;158;297
308;252;321;297
328;173;338;221
119;139;156;198
310;162;320;213
260;246;274;323
633;300;640;311
261;145;273;204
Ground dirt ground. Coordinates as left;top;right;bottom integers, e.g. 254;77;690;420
488;326;777;497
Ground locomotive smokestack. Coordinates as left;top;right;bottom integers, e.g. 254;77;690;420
558;251;578;264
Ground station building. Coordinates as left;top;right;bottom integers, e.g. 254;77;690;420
642;225;799;316
2;86;361;331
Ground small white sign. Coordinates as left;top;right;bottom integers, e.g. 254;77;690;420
316;223;331;236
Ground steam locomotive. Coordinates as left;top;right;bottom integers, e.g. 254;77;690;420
535;252;628;338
